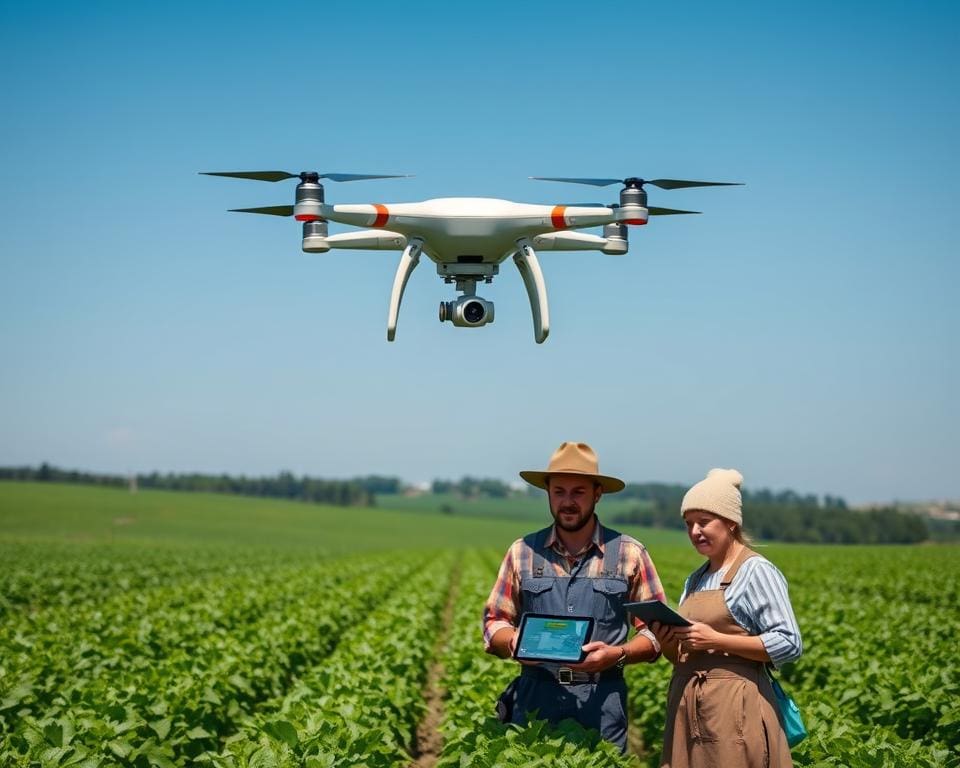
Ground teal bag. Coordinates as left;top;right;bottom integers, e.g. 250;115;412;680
767;669;807;747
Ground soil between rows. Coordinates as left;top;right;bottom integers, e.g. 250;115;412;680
410;561;462;767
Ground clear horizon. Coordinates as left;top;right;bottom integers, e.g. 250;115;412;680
2;462;950;508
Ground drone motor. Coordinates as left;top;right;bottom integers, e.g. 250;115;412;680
302;220;329;253
619;179;648;225
295;176;325;222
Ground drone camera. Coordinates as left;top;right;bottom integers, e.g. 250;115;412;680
439;296;495;327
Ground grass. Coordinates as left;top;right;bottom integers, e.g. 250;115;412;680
0;481;687;555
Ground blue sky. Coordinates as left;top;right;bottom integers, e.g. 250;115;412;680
1;1;957;504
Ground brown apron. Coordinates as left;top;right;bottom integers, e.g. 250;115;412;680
660;547;793;768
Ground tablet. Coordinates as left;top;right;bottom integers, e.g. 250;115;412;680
513;613;595;664
624;600;692;627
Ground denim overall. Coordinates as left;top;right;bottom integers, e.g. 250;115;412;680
510;524;630;753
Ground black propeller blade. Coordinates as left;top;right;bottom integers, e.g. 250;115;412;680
648;206;701;216
531;176;741;190
201;170;411;183
228;205;294;217
642;179;740;191
532;176;623;187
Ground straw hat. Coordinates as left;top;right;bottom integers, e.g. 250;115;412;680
520;442;625;493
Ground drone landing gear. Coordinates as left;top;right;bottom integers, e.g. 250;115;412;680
514;238;549;344
387;238;423;342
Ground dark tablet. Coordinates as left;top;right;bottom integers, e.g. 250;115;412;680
513;613;595;663
624;600;692;627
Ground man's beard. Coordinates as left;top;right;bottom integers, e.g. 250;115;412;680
551;499;597;532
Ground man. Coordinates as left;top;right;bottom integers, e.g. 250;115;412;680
483;441;666;753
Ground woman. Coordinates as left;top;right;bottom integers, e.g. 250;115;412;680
652;468;802;768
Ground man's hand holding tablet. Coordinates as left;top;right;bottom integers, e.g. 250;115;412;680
512;613;596;664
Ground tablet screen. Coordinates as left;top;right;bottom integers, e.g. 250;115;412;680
515;614;594;663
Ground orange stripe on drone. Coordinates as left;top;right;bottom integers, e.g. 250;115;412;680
551;205;567;229
372;204;390;227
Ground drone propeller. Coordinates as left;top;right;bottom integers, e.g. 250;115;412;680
648;206;700;215
532;176;741;190
200;171;412;183
535;175;738;220
229;205;294;217
206;170;411;221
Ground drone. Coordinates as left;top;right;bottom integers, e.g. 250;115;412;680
202;171;740;343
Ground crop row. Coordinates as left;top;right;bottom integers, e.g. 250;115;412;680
0;550;426;767
1;539;956;767
0;541;309;615
1;547;369;679
198;551;456;767
782;547;958;767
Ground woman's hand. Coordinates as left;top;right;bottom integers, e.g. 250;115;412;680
651;621;683;664
651;621;680;645
671;621;723;652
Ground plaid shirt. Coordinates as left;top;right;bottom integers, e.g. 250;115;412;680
482;518;666;648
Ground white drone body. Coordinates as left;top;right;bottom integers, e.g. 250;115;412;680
203;172;739;343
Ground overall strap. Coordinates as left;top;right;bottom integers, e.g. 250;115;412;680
522;527;552;578
720;547;759;588
599;526;622;577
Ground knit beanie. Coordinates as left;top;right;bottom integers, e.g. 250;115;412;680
680;468;744;526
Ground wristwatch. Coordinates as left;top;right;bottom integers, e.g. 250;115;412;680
615;646;628;670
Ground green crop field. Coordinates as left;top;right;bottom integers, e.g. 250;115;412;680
1;482;957;767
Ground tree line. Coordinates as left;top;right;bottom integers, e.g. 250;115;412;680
614;482;849;512
610;483;927;544
431;476;512;498
0;464;381;507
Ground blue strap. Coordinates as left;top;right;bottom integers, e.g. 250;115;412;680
524;524;622;578
600;526;622;577
523;527;551;578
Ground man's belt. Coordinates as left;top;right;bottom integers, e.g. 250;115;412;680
520;665;624;686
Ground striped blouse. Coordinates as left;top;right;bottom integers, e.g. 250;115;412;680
680;555;803;668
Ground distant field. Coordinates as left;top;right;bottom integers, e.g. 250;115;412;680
0;481;685;553
0;481;527;553
1;481;957;767
375;490;651;521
